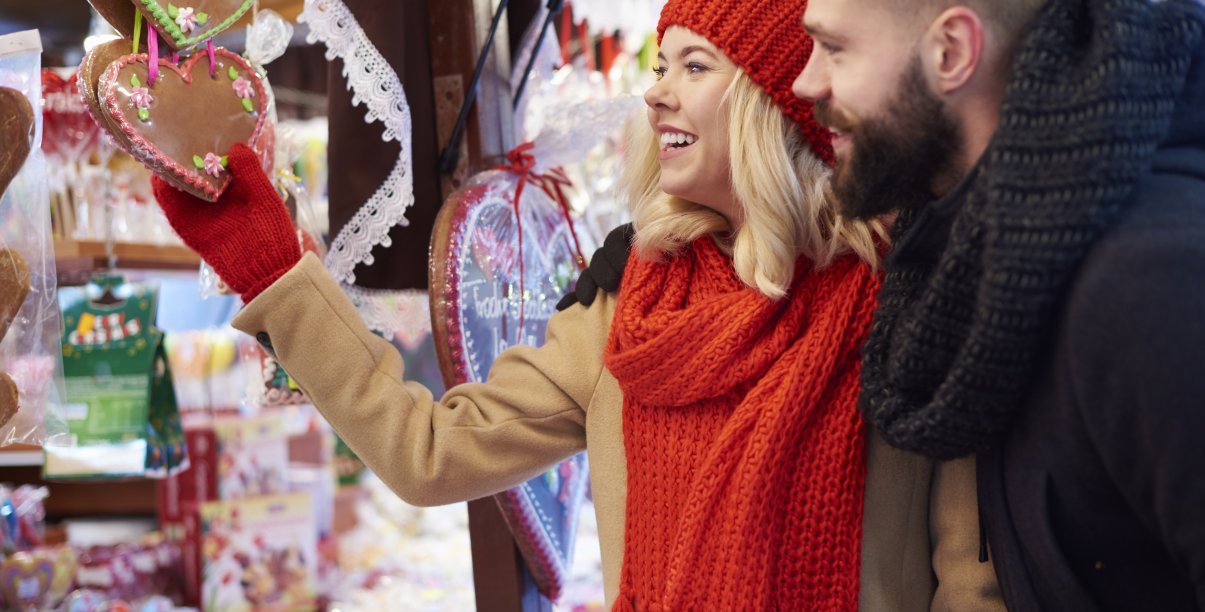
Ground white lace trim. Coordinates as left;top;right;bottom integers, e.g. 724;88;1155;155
340;283;432;347
300;0;415;285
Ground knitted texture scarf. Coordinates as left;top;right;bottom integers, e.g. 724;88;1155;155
860;0;1205;460
605;238;880;611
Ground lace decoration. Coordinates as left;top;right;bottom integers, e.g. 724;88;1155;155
300;0;415;285
340;283;432;348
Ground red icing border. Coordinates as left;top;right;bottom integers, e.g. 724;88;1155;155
98;49;268;201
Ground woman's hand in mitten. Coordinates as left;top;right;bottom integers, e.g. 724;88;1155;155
151;143;301;302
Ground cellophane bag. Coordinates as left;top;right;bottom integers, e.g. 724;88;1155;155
0;30;67;446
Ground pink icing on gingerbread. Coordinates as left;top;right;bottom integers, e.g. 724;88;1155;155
130;87;153;109
175;7;199;34
232;77;255;99
203;153;224;178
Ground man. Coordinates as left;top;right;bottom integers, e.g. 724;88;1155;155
794;0;1205;609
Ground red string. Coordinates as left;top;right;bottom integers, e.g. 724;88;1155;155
492;142;587;344
560;3;573;66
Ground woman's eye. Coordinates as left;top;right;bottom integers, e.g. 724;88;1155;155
652;66;667;80
687;62;708;74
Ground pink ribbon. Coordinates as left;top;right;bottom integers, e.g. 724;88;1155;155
206;39;216;77
147;28;158;85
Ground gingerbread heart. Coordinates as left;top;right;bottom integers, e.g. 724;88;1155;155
136;0;255;51
86;0;143;41
78;39;143;152
0;87;34;199
0;248;30;347
0;373;15;431
99;49;269;201
0;552;55;610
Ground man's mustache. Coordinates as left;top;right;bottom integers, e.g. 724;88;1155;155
812;100;856;134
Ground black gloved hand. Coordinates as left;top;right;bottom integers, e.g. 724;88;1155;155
556;223;635;311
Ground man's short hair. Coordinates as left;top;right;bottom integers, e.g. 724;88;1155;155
891;0;1047;46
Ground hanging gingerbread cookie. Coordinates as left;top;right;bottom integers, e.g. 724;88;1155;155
97;49;271;201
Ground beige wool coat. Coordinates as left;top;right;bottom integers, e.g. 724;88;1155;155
232;253;1005;610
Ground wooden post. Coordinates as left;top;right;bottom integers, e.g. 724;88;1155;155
427;1;551;610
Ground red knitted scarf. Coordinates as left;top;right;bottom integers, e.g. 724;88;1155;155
604;237;879;611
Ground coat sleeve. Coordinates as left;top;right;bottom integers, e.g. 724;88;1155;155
232;253;609;506
1064;214;1205;607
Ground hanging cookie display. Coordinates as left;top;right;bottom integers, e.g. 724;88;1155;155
429;146;590;601
96;49;270;201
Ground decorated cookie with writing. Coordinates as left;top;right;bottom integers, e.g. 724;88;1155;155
429;170;589;600
0;87;33;199
98;49;269;201
136;0;255;51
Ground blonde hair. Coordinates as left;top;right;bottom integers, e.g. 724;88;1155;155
624;70;886;299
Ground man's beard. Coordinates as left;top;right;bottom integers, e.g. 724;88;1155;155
814;56;964;220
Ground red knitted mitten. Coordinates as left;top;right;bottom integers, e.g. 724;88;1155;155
151;144;301;302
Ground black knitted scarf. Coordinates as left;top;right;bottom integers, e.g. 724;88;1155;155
859;0;1205;460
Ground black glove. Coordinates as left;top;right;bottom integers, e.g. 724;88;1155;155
557;223;634;311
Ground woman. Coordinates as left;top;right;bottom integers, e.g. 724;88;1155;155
152;0;999;609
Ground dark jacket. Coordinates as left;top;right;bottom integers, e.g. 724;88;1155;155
978;40;1205;612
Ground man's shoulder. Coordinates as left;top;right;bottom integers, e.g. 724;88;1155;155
1054;168;1205;404
1071;169;1205;309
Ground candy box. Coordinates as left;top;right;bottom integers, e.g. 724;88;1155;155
180;493;317;611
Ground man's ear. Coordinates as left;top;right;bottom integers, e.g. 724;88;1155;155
919;6;987;94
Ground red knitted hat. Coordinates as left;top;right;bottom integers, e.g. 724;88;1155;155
657;0;834;165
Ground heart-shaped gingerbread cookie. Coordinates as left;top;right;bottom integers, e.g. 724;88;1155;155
0;87;34;199
136;0;255;51
86;0;143;41
98;49;269;201
0;249;29;430
78;39;143;152
0;373;16;432
0;248;30;347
